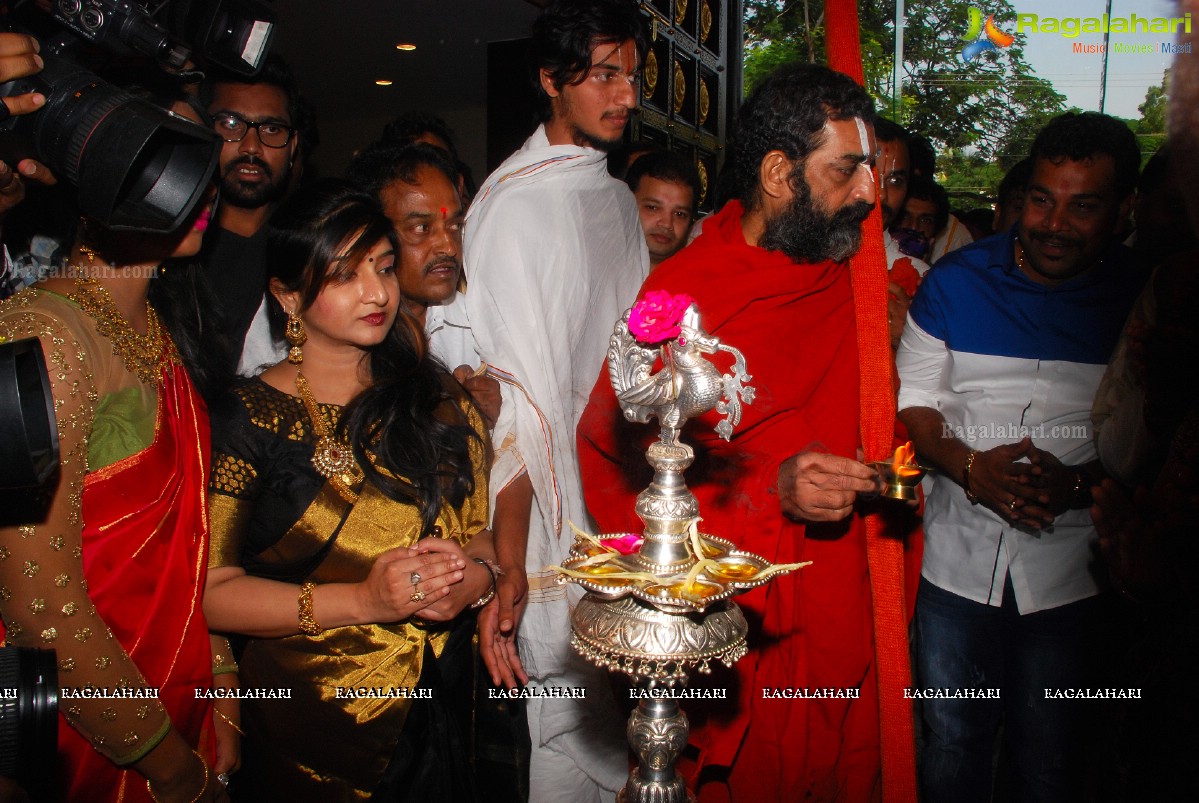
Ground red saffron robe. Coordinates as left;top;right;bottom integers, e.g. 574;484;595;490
578;201;899;801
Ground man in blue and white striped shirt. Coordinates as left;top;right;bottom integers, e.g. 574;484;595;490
897;112;1146;803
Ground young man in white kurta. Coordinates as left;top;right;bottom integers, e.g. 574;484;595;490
461;3;650;800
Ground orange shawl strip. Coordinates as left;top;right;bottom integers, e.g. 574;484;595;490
63;364;214;802
824;0;920;799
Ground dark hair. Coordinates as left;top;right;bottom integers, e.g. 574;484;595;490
382;112;460;161
733;63;875;210
1137;144;1171;195
345;141;462;200
607;140;660;179
873;117;908;145
625;150;700;212
531;0;648;121
1029;111;1141;198
267;180;480;536
907;134;936;178
201;55;317;158
959;207;995;240
378;111;476;199
904;174;950;234
997;157;1032;202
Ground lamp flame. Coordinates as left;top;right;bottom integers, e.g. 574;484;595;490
891;441;920;479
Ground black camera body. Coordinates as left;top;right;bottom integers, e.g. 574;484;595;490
53;0;191;68
51;0;275;75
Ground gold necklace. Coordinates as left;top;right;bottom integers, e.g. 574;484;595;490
295;372;362;503
1015;242;1031;274
68;279;176;385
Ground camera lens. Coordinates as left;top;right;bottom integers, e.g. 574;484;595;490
5;51;220;232
0;646;59;784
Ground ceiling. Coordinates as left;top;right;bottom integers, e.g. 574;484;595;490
271;0;543;178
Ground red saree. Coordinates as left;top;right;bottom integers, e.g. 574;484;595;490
578;201;915;801
61;362;214;801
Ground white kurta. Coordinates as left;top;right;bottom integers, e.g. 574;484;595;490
463;125;649;800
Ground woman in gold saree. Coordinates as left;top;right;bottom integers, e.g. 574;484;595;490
202;181;497;801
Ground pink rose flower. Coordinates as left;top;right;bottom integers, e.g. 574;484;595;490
628;290;694;344
600;534;643;555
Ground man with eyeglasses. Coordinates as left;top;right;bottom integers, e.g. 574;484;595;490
199;56;309;376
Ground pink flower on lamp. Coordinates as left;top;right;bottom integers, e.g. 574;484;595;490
627;290;694;345
600;534;644;555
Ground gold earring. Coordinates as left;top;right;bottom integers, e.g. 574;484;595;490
285;312;306;365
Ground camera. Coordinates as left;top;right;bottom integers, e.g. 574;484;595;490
0;646;57;787
0;338;57;490
0;0;277;232
51;0;276;76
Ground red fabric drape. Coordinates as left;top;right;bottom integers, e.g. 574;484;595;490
824;1;920;800
60;364;215;802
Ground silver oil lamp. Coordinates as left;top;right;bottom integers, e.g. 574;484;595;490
556;300;807;802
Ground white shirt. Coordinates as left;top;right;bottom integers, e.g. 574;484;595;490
462;124;649;796
897;233;1141;613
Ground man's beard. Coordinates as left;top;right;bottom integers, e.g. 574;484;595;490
760;179;873;264
571;123;622;152
220;156;291;209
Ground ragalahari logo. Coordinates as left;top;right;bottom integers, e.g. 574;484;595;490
961;7;1015;62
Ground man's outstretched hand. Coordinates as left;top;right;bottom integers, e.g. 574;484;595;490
777;451;881;522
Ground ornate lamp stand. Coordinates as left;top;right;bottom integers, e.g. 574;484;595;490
557;302;805;802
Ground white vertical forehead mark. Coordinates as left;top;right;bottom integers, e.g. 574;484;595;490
853;116;875;180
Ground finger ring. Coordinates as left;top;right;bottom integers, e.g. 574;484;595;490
1008;497;1018;512
410;589;426;603
410;571;422;585
217;773;230;787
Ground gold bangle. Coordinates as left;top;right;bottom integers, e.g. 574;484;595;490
298;581;323;635
146;748;209;803
212;663;239;676
962;449;980;504
213;707;246;737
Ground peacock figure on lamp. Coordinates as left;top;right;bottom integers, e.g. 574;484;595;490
554;291;807;803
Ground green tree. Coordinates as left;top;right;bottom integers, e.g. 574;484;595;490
743;1;893;106
1138;70;1168;134
1136;70;1169;160
743;0;1067;198
899;0;1064;158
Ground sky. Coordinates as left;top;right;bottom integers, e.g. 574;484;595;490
1001;0;1179;119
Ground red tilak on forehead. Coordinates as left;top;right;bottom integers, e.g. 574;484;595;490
440;206;447;219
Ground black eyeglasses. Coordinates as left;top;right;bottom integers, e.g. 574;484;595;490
213;112;295;148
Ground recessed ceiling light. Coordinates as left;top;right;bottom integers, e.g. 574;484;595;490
396;43;417;51
375;79;393;86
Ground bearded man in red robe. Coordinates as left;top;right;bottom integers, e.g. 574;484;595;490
578;63;915;801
